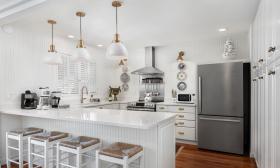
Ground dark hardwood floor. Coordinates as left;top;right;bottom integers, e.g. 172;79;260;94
176;144;257;168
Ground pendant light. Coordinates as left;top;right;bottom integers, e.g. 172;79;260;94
106;0;128;60
177;51;185;62
44;20;63;65
72;11;91;62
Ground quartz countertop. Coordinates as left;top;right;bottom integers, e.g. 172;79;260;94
157;101;196;107
0;107;176;130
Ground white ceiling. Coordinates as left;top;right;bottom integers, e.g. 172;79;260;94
0;0;260;48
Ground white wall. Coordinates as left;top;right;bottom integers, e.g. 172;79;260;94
0;24;113;107
113;32;250;101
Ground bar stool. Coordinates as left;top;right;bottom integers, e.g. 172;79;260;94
96;142;144;168
28;131;69;168
57;136;101;168
6;127;44;168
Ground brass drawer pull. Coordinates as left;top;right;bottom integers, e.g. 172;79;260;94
252;79;257;81
178;122;185;125
258;59;264;63
258;76;264;79
178;115;184;118
159;107;165;110
178;132;185;135
178;107;185;111
252;66;257;69
99;107;103;109
268;71;276;75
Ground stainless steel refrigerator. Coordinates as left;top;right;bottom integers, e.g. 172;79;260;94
197;62;250;155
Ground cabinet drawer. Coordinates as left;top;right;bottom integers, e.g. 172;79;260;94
176;127;195;141
157;105;169;112
176;113;195;120
169;106;195;113
175;120;195;127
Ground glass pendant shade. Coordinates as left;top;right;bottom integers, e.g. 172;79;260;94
72;47;91;62
44;51;63;65
106;41;128;60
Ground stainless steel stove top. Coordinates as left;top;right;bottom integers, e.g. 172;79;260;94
127;101;157;112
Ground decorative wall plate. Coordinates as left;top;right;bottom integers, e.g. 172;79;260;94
178;62;186;70
177;82;187;91
122;83;129;91
177;72;187;81
120;73;130;83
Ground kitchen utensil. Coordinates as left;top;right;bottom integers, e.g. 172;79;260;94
177;71;187;81
120;73;130;83
21;90;38;109
177;82;187;91
178;62;186;70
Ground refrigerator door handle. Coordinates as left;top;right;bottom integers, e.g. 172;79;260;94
199;117;241;123
198;76;202;114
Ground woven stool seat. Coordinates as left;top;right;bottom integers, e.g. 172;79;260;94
31;131;68;142
10;127;43;136
100;142;143;159
60;136;100;149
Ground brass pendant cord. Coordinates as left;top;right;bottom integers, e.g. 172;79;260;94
115;6;118;34
79;15;82;40
51;23;54;46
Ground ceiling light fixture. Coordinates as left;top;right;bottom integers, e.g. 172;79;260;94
219;28;228;32
44;20;63;65
72;11;91;62
97;44;104;47
106;0;128;60
67;35;75;39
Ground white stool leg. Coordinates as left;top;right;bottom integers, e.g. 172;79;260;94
76;147;81;168
18;135;23;168
28;137;33;168
95;150;99;168
56;143;60;168
140;152;144;168
44;141;48;168
123;156;128;168
6;132;10;168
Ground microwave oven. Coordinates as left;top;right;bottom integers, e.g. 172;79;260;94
177;94;195;104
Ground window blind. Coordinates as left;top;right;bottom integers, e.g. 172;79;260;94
57;56;96;94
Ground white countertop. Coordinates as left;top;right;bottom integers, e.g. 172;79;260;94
157;101;196;107
0;107;176;130
81;100;132;108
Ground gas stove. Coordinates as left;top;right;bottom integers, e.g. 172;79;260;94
127;101;157;112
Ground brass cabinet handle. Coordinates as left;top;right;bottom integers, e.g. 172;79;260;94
178;107;185;111
175;123;178;126
178;115;184;118
159;107;165;110
252;66;257;69
268;46;276;53
268;70;276;75
258;76;264;79
258;59;264;63
99;107;103;109
252;79;257;82
178;122;185;125
178;132;185;135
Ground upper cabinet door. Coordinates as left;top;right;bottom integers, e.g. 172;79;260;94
271;0;280;52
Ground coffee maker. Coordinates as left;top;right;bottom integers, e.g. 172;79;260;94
50;91;61;108
37;87;51;110
21;90;38;109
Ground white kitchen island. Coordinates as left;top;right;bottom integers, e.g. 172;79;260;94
0;107;176;168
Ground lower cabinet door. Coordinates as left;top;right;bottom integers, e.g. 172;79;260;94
176;127;195;141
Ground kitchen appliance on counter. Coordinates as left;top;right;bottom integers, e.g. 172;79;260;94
197;62;250;155
127;101;157;112
37;87;51;110
176;93;195;104
21;90;38;109
50;91;61;108
132;47;165;103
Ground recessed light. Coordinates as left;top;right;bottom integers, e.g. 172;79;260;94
67;35;75;39
218;28;228;32
97;44;104;47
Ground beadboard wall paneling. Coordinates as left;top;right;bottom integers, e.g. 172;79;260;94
0;27;110;107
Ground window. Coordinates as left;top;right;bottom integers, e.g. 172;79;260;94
57;56;96;94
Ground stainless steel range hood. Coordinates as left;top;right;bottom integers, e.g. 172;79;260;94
131;47;164;75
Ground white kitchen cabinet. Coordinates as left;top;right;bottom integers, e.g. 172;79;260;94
157;104;196;142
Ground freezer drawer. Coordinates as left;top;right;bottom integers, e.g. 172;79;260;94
198;115;244;154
